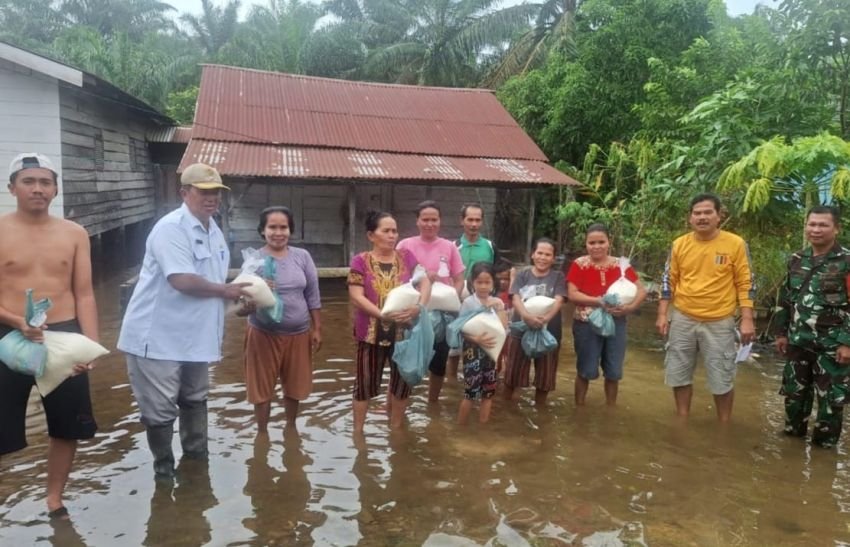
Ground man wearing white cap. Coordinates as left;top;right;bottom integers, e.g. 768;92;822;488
118;163;248;480
0;153;99;519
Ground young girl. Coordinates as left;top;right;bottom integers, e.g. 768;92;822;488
458;262;507;424
503;238;567;406
567;224;647;406
495;259;514;312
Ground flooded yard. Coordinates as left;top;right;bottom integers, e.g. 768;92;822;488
1;276;849;546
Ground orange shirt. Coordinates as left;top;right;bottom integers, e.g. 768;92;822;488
661;230;755;321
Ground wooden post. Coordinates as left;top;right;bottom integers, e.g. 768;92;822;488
526;189;536;257
348;183;356;263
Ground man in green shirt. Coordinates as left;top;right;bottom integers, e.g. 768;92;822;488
455;204;498;274
447;203;500;378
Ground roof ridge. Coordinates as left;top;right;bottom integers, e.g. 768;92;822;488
200;64;496;94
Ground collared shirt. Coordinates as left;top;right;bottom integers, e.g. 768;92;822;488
455;234;497;277
118;204;230;362
776;244;850;349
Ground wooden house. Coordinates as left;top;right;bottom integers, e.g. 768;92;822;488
179;64;577;267
0;41;171;265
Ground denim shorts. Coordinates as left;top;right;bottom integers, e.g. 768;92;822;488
572;316;627;381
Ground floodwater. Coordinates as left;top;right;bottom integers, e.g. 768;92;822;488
2;275;850;547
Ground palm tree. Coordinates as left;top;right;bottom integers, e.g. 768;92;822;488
52;26;197;110
357;0;539;87
218;0;322;73
61;0;177;38
482;0;578;88
180;0;241;57
0;0;66;47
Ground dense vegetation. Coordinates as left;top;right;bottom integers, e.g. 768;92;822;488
2;0;849;306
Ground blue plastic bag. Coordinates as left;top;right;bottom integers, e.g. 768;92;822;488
0;289;51;377
393;305;435;387
257;255;284;324
589;294;619;337
445;308;487;350
510;321;558;358
429;310;456;344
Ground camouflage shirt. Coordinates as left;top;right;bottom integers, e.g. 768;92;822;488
776;244;850;349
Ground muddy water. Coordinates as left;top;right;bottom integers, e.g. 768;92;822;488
1;275;849;546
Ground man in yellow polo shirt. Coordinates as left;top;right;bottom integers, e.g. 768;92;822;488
656;193;755;422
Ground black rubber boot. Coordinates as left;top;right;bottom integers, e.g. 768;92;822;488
146;424;175;479
179;402;209;460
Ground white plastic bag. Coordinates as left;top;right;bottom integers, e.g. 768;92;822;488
229;248;277;314
462;310;506;361
231;273;277;308
35;332;109;396
382;283;420;316
523;295;555;316
428;282;461;313
606;256;638;305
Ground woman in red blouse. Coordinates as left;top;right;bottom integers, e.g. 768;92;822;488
566;224;647;406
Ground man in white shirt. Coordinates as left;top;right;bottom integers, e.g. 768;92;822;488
118;163;247;479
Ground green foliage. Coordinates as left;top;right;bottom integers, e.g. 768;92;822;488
718;133;850;215
352;0;539;86
51;27;196;110
217;0;322;73
165;86;199;125
483;0;579;88
300;23;366;78
180;0;240;57
780;0;850;138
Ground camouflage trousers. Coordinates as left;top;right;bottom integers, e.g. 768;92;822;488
780;344;850;448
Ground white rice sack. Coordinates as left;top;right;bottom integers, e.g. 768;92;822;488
232;273;277;308
428;282;461;313
523;295;555;316
381;283;420;316
462;311;507;361
605;256;638;305
35;331;109;396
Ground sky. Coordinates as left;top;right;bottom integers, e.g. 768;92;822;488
165;0;774;19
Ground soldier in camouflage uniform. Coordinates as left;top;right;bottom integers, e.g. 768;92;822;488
775;206;850;448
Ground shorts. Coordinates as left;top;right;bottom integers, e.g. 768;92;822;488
503;335;560;392
462;340;497;400
243;325;313;404
0;319;97;455
573;317;627;381
428;339;451;377
354;341;411;401
664;308;737;395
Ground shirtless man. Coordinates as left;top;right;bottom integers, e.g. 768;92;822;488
0;153;99;519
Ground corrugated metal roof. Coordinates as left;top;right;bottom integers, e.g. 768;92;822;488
193;65;549;161
179;140;576;185
147;126;192;143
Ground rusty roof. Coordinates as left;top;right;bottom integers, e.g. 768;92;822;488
147;126;192;143
180;140;573;185
184;64;575;186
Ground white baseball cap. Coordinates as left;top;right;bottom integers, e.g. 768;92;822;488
9;153;57;179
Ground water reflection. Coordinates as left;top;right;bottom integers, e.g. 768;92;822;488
242;431;323;545
0;276;849;545
145;460;216;547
